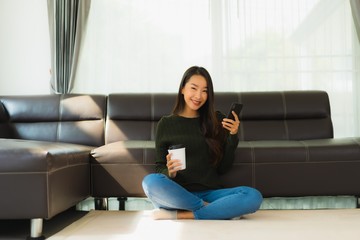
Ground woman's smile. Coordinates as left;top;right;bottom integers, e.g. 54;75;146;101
180;75;208;117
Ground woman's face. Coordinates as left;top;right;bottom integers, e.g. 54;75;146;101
181;74;208;117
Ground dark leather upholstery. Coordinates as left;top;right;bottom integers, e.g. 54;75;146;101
91;91;360;198
0;94;106;146
215;91;333;140
1;91;359;235
105;93;176;143
104;91;333;143
92;93;175;197
0;139;91;219
0;94;107;221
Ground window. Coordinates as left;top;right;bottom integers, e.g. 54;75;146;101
74;0;360;137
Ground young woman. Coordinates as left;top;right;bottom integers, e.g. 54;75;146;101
142;66;263;220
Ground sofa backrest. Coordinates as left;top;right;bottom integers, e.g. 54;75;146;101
0;94;107;146
106;90;333;143
106;93;176;144
216;91;333;140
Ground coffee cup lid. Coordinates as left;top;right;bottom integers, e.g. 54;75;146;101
168;144;185;150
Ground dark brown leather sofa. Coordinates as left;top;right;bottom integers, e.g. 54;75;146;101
1;91;360;238
91;91;360;208
0;94;106;239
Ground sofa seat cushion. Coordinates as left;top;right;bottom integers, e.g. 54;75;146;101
0;138;93;172
91;138;360;198
235;137;360;164
225;137;360;197
0;138;93;219
90;141;155;197
91;140;155;164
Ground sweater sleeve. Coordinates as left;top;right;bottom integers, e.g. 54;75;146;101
216;111;240;174
217;133;239;174
155;117;170;176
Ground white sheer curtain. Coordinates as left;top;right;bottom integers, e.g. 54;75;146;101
74;0;360;137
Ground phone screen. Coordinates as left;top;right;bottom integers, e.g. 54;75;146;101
227;103;243;120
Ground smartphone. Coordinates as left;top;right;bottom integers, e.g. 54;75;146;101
227;103;243;120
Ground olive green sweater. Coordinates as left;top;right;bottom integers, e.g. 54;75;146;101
155;113;239;191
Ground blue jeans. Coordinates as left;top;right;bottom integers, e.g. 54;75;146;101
142;173;263;220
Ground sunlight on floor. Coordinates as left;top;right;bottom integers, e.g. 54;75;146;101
48;209;360;240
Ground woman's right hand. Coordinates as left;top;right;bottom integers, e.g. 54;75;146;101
166;153;182;178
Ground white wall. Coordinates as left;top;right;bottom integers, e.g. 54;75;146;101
0;0;50;95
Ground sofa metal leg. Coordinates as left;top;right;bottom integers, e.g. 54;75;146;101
94;197;108;210
118;197;128;210
26;218;45;239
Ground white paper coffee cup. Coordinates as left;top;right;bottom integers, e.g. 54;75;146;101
168;144;186;170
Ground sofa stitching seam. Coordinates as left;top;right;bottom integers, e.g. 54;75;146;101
282;92;289;140
151;94;155;141
238;92;244;141
57;95;62;142
249;141;256;187
300;140;310;162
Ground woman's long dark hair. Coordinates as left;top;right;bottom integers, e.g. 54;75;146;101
172;66;226;166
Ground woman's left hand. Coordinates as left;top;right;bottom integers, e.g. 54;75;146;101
222;111;240;135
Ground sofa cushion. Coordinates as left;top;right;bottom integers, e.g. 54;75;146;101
90;141;156;197
105;91;333;144
224;137;360;197
0;138;92;172
0;94;107;146
106;94;176;143
215;91;333;141
90;137;360;198
0;138;92;219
